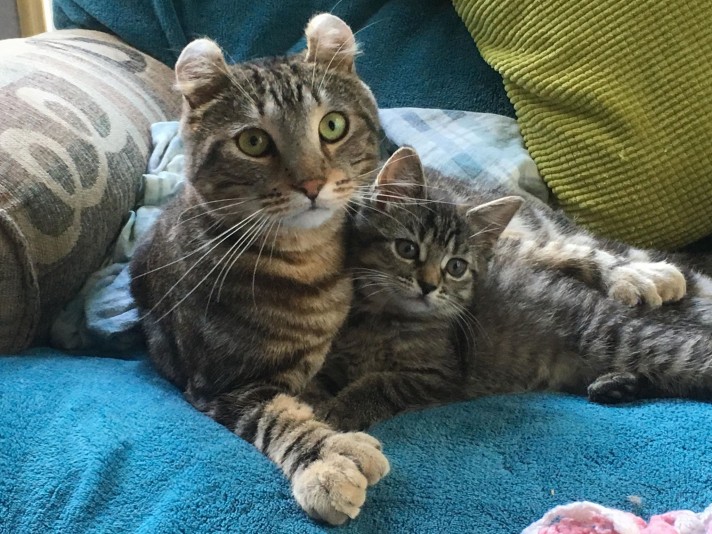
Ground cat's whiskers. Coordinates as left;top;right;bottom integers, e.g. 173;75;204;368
450;299;488;345
203;215;264;312
251;216;279;305
145;208;265;320
214;215;271;304
204;217;266;314
268;219;282;265
175;196;256;224
177;199;254;227
134;209;262;279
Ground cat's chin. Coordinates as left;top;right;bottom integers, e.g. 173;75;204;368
281;206;336;229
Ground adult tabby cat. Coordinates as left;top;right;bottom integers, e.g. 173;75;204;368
305;147;712;431
130;15;389;525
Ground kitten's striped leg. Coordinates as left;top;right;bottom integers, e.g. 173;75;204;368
205;385;389;525
499;236;686;307
320;371;461;431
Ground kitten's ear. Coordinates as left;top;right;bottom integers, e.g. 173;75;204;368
305;13;357;73
466;196;524;250
374;147;426;208
175;39;229;109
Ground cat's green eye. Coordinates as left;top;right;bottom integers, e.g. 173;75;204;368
445;258;468;278
395;239;419;260
319;112;349;143
237;128;272;157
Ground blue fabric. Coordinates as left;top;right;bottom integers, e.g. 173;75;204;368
49;110;544;353
2;349;711;532
52;0;515;116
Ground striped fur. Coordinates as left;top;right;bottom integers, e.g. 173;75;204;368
305;148;712;431
129;15;389;525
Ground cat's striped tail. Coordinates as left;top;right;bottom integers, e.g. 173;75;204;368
198;384;390;525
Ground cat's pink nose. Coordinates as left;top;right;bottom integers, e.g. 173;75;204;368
295;179;324;201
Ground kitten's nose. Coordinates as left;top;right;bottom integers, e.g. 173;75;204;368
294;179;324;201
418;280;437;296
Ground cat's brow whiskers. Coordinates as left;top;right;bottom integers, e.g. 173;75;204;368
226;69;257;107
347;198;410;232
144;209;265;319
470;223;500;240
317;39;351;95
318;18;388;91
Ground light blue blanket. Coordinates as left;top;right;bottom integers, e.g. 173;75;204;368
2;350;711;532
50;108;546;353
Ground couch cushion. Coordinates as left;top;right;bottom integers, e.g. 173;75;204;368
0;30;180;352
454;0;712;249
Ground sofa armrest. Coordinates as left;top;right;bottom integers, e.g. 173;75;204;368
0;30;181;352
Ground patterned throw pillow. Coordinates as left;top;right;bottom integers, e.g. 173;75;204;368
0;30;180;352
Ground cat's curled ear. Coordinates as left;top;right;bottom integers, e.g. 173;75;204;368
466;196;524;251
175;38;229;109
305;13;357;72
374;146;426;209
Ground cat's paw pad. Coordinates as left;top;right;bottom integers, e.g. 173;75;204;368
292;453;367;525
291;432;389;525
587;372;640;404
322;432;389;485
607;261;686;307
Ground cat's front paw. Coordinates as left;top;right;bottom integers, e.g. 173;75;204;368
607;261;686;308
587;371;641;404
292;432;389;525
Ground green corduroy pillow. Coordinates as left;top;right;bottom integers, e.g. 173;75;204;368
453;0;712;249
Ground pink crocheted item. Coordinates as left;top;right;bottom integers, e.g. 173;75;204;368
522;502;712;534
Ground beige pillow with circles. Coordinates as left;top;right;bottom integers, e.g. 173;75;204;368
0;29;181;352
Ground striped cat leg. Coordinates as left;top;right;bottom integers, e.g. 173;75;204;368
319;371;462;431
206;385;390;525
499;236;687;307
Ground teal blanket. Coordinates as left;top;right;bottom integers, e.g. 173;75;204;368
2;350;711;532
52;0;514;116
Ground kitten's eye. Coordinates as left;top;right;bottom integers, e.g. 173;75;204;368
445;258;468;278
319;112;349;143
237;128;272;157
395;239;419;260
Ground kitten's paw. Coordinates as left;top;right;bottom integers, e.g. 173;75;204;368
324;399;371;431
607;261;686;308
291;432;389;525
587;371;641;404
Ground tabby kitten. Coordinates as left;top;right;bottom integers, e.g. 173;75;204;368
130;15;389;525
306;148;712;431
